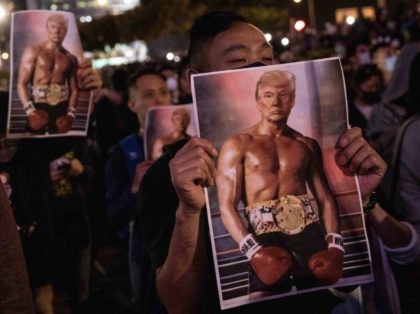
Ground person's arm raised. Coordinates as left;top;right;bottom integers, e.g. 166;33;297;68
156;137;217;313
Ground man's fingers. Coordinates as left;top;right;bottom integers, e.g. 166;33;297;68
176;137;218;159
335;127;362;149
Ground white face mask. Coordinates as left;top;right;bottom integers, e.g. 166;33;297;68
358;51;372;65
385;55;397;72
166;77;178;91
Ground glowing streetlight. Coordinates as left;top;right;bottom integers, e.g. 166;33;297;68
166;52;175;61
346;16;356;25
281;37;290;46
264;33;272;42
1;52;9;60
0;5;7;21
294;20;306;32
97;0;108;6
293;0;302;3
174;56;181;63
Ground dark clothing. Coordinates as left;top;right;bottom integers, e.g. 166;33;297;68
0;181;35;314
250;223;326;293
138;138;342;314
31;101;68;134
106;134;164;313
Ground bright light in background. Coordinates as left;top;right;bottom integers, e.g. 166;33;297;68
293;0;302;3
97;0;108;6
80;16;93;23
281;37;290;46
174;56;181;63
0;4;7;20
264;33;272;42
166;52;175;61
346;16;356;25
50;4;58;10
294;20;306;31
1;52;9;60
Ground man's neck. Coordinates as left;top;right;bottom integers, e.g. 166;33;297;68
257;120;288;136
44;41;61;51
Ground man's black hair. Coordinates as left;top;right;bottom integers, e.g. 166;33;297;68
111;68;129;93
352;63;383;88
127;66;166;91
188;11;248;70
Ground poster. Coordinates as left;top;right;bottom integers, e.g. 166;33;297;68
8;10;92;138
144;104;197;160
192;58;373;309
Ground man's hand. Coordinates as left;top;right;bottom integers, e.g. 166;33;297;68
335;127;387;199
169;137;218;212
77;59;102;91
308;247;343;284
250;246;292;286
27;109;49;131
56;115;73;133
131;160;152;194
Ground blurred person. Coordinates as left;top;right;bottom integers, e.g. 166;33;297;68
370;40;399;85
106;68;171;312
93;67;139;160
367;47;420;313
138;11;390;313
217;70;343;298
17;13;78;135
159;63;179;104
150;108;191;160
177;56;193;104
348;64;384;134
347;39;371;70
2;61;101;313
0;92;35;314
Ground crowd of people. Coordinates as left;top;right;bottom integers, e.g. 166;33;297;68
1;3;420;314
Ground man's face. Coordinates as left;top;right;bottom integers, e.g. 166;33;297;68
129;74;171;126
172;113;189;133
46;17;68;44
199;22;274;72
257;81;295;124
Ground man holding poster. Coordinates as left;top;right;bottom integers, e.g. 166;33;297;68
17;13;78;134
216;70;344;296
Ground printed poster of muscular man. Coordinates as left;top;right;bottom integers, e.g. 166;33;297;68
192;58;373;310
8;10;92;138
144;104;197;161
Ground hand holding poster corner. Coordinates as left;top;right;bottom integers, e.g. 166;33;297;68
8;10;92;139
144;104;198;161
191;58;373;310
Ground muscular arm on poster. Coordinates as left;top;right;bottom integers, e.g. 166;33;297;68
304;137;340;235
67;55;79;112
216;136;248;244
17;47;37;107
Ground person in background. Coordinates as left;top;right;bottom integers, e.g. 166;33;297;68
348;64;384;134
106;67;171;313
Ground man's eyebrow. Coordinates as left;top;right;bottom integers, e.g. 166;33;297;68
223;44;248;54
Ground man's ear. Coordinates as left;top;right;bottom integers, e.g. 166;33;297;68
185;67;198;94
127;99;137;113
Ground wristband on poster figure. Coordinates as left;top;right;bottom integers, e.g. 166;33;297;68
24;101;35;115
239;233;262;260
67;106;76;118
326;233;345;253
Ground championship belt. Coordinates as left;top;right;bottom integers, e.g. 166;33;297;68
32;84;69;105
246;195;319;236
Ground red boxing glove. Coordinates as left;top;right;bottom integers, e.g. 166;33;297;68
240;234;291;286
251;246;292;286
28;109;49;131
56;115;74;133
308;233;344;285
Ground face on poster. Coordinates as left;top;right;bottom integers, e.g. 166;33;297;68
192;58;373;310
8;10;92;139
144;104;197;160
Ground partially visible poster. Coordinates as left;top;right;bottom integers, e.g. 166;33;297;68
144;104;197;160
192;58;373;310
8;10;92;138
